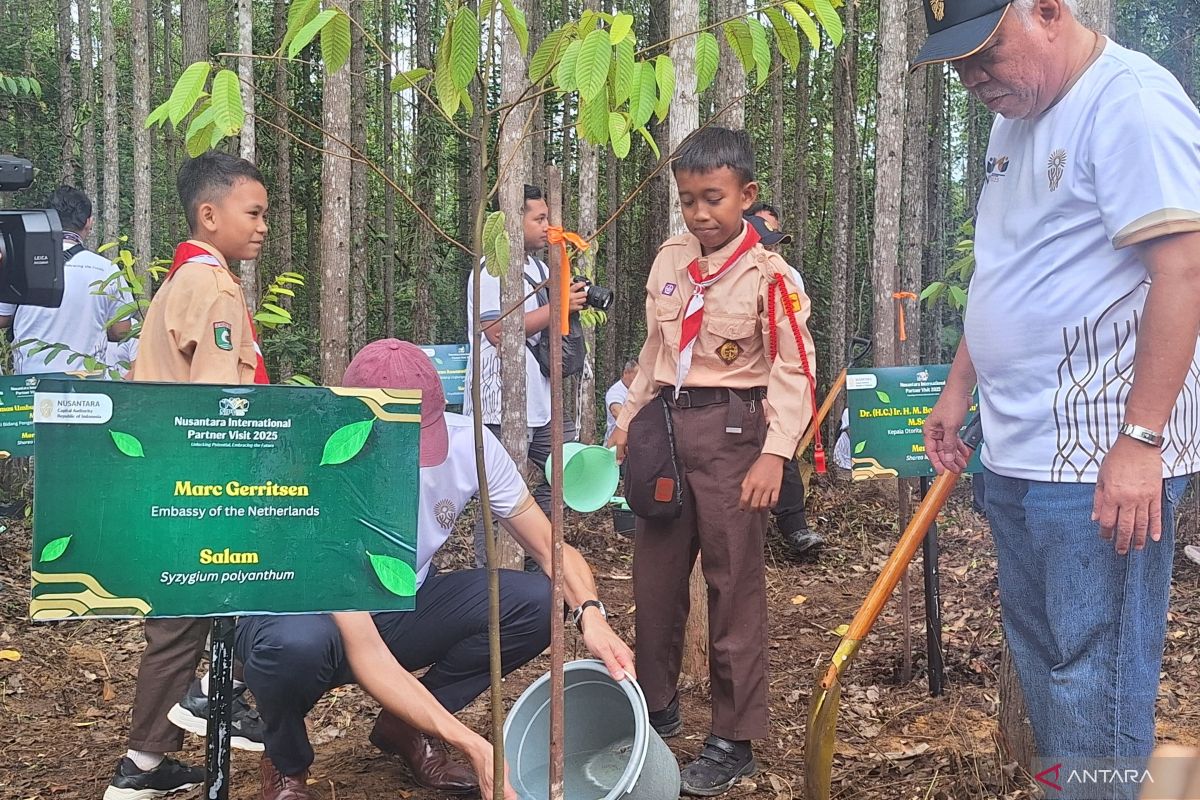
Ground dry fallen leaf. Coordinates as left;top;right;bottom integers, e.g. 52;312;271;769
0;649;20;662
102;680;117;702
790;594;807;605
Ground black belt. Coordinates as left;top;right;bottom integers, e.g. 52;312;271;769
659;386;766;434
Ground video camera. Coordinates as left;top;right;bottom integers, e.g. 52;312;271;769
572;276;614;312
0;155;64;308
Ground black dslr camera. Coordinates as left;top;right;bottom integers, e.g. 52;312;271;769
572;276;614;312
0;155;64;307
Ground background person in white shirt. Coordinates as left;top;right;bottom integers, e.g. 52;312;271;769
236;340;635;800
604;359;639;446
915;0;1200;790
465;184;587;570
0;185;133;374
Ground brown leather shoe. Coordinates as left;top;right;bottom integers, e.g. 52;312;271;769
260;755;315;800
369;710;479;794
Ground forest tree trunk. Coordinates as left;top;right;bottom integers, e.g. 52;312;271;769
349;0;369;353
79;0;97;246
57;0;76;184
99;0;119;245
319;58;352;383
238;0;259;309
132;0;152;284
711;0;744;128
871;0;906;369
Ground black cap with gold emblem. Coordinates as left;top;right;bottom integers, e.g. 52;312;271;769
911;0;1011;72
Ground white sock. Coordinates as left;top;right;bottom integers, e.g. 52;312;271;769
198;673;245;696
126;750;164;772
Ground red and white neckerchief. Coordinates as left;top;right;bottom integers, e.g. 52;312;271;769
167;241;270;384
675;223;761;394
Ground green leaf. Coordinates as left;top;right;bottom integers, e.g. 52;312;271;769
722;20;755;73
485;233;509;278
810;0;844;45
611;35;635;105
185;101;216;144
629;61;656;129
168;61;212;127
501;0;529;55
187;124;215;156
210;69;245;135
450;7;479;90
145;97;173;129
28;77;42;98
608;112;630;158
530;27;570;83
578;8;600;37
283;0;320;50
853;440;866;455
577;92;609;145
554;39;582;92
459;86;474;116
784;2;821;50
575;29;612;103
949;285;969;309
695;32;718;94
391;67;432;92
39;535;72;564
321;11;352;73
479;0;496;21
609;12;634;46
260;302;291;320
320;418;375;466
635;125;660;159
110;430;146;458
765;8;801;70
367;551;417;597
482;210;506;267
653;55;674;122
434;64;461;118
255;311;291;325
288;8;337;60
746;17;771;87
875;390;891;404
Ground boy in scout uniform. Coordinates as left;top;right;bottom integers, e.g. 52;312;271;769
610;127;818;796
104;151;269;800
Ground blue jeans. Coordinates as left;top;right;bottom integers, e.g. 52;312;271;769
985;469;1190;799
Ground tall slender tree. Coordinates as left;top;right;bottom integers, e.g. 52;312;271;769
899;1;930;366
349;0;369;352
99;0;119;244
319;51;352;382
712;0;745;128
411;0;437;340
790;45;811;269
870;0;906;368
238;0;259;308
79;0;97;246
829;0;856;391
381;0;396;337
132;0;152;281
57;0;77;184
576;0;601;443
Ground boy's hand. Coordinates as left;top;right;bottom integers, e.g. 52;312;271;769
740;453;784;512
610;427;628;464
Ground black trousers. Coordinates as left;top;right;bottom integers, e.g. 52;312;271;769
235;568;552;776
772;457;809;533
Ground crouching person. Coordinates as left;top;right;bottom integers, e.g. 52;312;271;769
238;339;635;800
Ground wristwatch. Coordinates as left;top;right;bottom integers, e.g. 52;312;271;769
1118;423;1165;448
572;599;607;632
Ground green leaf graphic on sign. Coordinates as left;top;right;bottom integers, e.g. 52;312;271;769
110;430;145;458
39;535;72;563
875;390;891;404
320;419;375;465
367;552;417;597
853;440;866;455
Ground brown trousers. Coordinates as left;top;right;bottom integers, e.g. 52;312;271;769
633;397;770;741
127;618;209;752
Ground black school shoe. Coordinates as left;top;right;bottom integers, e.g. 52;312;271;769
102;756;203;800
167;678;265;751
648;692;682;738
679;736;758;797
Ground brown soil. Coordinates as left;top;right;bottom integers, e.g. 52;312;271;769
3;476;1198;800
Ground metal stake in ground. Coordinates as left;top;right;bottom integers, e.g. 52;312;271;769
205;617;235;800
920;475;945;696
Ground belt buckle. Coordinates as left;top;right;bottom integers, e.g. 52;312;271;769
675;390;692;408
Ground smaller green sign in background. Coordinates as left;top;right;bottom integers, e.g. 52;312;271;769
846;365;981;480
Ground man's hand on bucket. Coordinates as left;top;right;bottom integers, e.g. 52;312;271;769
581;614;637;682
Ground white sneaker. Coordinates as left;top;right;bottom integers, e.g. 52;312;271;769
1184;545;1200;566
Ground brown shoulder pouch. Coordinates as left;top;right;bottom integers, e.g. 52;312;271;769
624;395;683;520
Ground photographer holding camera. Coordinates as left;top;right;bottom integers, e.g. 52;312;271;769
465;183;598;570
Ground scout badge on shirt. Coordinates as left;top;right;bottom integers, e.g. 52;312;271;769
676;223;761;393
167;241;270;384
213;322;233;351
716;340;742;365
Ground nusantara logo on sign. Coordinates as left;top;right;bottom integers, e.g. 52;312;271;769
219;397;250;417
986;155;1010;183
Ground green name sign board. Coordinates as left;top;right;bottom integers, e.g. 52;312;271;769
0;374;41;457
420;343;469;405
30;380;422;620
846;365;981;480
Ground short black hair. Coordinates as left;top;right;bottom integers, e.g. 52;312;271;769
522;183;545;213
47;185;92;233
177;152;266;231
672;127;755;185
748;202;780;220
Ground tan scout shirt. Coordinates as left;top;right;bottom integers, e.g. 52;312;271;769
616;223;817;459
130;241;259;384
